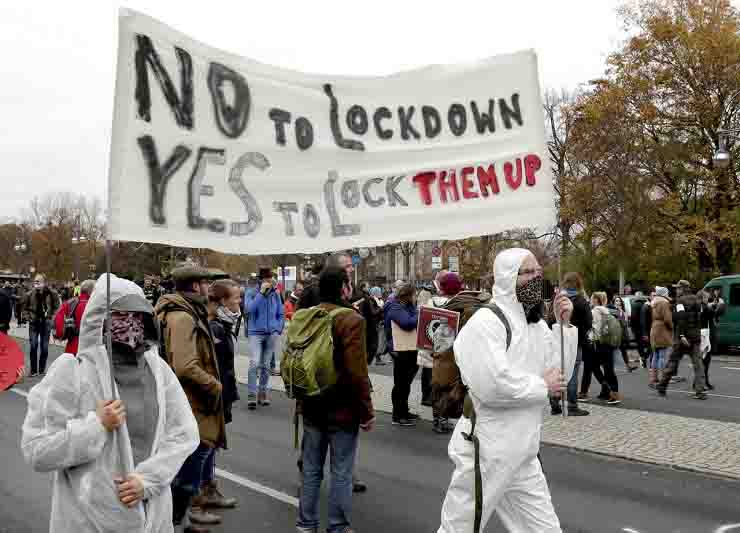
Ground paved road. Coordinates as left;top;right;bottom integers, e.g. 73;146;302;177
4;344;740;532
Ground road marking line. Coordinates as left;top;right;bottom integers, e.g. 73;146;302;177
716;524;740;533
10;388;28;398
721;367;740;370
670;389;740;400
215;468;298;508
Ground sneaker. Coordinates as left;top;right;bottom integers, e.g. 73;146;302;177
352;479;367;493
567;407;590;416
29;372;38;378
706;384;715;391
296;528;317;533
670;376;686;383
656;388;667;397
247;395;257;410
607;397;622;405
406;412;420;420
433;419;454;434
551;405;563;416
258;391;271;407
648;383;657;390
692;393;708;400
577;393;591;402
392;417;417;427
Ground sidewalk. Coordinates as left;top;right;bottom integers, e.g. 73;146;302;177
11;324;740;481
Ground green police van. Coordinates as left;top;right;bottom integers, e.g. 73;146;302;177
703;275;740;350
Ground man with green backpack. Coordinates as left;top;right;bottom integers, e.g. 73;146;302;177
283;265;375;533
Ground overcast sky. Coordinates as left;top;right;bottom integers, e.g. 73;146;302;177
0;1;653;218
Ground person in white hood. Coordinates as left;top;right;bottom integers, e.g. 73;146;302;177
21;274;199;533
438;248;577;533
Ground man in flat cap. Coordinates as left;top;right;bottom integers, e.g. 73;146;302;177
156;263;231;531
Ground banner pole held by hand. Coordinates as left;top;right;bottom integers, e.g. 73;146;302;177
558;257;567;417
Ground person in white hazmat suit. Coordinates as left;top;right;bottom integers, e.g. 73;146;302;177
438;248;578;533
21;274;200;533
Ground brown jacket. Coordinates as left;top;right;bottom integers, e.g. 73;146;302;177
156;293;226;449
302;303;374;428
650;296;674;349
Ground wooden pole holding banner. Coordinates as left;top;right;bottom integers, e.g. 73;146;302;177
558;256;567;417
105;239;128;474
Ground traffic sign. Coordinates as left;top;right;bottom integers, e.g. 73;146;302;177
432;246;442;257
432;257;442;268
359;248;370;259
448;257;459;273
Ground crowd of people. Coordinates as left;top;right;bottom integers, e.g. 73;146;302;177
3;249;728;533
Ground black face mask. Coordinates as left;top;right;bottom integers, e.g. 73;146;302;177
516;274;544;318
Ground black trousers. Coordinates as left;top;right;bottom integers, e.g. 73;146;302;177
596;343;619;393
391;351;419;419
580;343;606;395
421;367;432;404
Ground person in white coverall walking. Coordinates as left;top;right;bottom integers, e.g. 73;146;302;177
438;248;578;533
21;274;199;532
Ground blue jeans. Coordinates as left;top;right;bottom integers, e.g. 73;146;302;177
29;320;51;374
298;422;359;533
172;443;215;495
566;347;582;407
651;347;671;370
247;333;278;396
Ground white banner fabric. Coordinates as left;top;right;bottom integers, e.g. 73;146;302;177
108;9;554;254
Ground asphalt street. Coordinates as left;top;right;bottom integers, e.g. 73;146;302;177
3;343;740;532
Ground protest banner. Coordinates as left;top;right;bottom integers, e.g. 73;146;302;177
108;9;554;254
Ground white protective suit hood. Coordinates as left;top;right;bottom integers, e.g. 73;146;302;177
21;274;199;533
492;247;534;318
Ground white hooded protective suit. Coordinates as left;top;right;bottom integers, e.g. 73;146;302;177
438;249;578;533
21;275;199;533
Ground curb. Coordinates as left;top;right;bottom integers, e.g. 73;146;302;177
545;441;740;482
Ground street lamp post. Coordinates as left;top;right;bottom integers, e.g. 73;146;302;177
713;128;740;169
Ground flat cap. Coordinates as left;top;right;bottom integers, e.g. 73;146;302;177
171;262;210;282
673;279;691;289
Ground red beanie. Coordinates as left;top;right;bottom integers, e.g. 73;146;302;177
440;273;463;295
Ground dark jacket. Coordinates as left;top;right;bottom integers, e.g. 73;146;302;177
24;288;60;323
156;293;226;449
357;295;382;358
209;316;240;424
569;294;593;349
384;300;418;353
0;289;11;333
297;279;321;310
641;302;653;341
53;292;90;355
630;297;648;337
673;292;706;344
302;303;374;428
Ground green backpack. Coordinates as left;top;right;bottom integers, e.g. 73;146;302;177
599;311;623;348
281;306;352;400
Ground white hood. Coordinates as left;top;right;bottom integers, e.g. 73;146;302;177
492;248;531;304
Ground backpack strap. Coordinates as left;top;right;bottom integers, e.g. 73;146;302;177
462;301;511;533
67;298;79;319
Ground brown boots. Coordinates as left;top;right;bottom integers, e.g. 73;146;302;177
199;480;237;509
188;480;237;530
